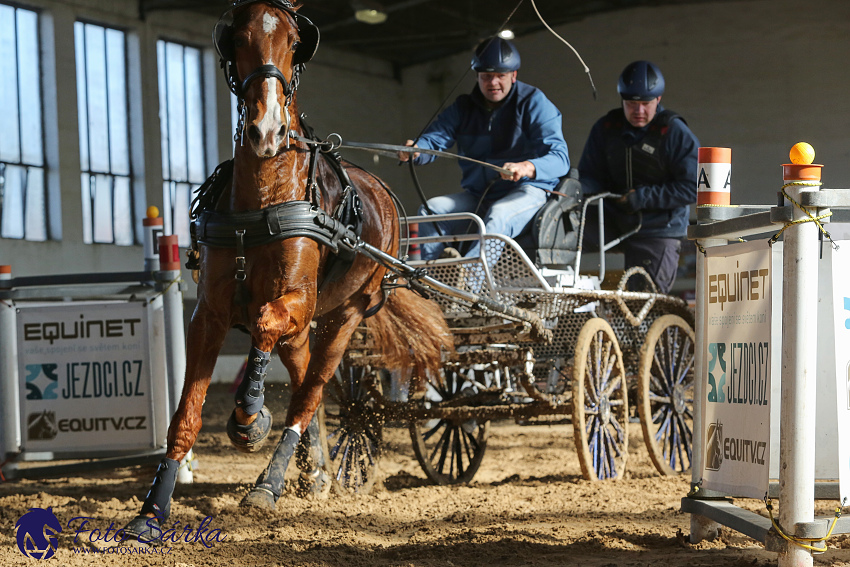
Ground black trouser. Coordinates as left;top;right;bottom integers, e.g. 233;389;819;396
582;215;682;294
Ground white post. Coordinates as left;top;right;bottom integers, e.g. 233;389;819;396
689;237;725;543
778;164;822;567
156;235;193;483
0;266;21;465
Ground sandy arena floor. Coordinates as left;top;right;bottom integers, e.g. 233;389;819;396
2;382;849;566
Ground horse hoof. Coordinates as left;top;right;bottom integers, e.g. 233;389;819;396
120;515;164;547
226;406;273;453
296;468;331;499
240;486;277;510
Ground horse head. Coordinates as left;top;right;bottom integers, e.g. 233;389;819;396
215;0;319;158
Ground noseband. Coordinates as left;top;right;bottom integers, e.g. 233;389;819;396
239;64;293;100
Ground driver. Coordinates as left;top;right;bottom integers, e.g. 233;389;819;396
399;37;570;261
578;60;700;294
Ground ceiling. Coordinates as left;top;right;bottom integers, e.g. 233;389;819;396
140;0;719;70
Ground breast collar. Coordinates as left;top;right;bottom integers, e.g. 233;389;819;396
186;145;363;281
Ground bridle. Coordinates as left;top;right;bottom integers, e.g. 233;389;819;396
213;0;320;146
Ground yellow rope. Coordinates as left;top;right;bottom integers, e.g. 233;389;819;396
687;479;703;497
763;497;845;553
769;181;837;248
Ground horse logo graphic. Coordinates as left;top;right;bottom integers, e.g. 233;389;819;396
27;411;58;441
705;421;723;471
15;507;62;560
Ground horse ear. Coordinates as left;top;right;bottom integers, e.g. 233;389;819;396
293;16;319;64
214;22;235;62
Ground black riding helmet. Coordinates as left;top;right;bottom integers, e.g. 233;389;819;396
471;37;521;73
618;60;665;101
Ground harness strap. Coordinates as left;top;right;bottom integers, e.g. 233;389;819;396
195;200;357;253
306;145;321;207
235;229;247;281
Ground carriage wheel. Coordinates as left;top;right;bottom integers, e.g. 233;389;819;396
572;317;629;481
638;314;695;476
323;363;383;494
409;365;490;485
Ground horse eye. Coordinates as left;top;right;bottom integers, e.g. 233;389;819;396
234;37;246;48
292;41;301;50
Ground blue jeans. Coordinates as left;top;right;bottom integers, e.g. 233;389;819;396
417;185;547;260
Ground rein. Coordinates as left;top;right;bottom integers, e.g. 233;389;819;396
289;132;513;177
289;132;575;200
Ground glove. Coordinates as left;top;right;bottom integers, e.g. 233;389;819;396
613;190;637;214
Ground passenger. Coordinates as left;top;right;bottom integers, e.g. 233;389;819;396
578;60;699;294
399;37;570;261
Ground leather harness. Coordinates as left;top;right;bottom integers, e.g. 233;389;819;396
186;137;363;289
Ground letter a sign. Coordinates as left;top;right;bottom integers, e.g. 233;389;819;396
697;147;732;206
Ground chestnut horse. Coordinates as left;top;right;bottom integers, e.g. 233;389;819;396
124;0;451;543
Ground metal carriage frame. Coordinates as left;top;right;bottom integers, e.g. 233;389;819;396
320;199;697;493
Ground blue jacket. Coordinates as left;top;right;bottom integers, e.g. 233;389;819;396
579;105;699;239
414;80;570;199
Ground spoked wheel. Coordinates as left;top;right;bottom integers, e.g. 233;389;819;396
638;314;695;475
572;317;629;481
409;364;491;485
323;363;383;494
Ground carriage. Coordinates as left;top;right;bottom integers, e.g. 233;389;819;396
319;173;696;492
125;0;697;535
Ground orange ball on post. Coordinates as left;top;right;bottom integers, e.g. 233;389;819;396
789;142;815;165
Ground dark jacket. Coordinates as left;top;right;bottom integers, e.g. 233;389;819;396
579;105;699;239
414;80;570;199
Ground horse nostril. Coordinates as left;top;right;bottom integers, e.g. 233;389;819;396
247;125;261;144
278;125;288;138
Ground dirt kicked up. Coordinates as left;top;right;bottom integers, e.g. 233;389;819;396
2;383;849;567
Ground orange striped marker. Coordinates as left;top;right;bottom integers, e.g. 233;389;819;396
158;235;181;271
697;147;732;206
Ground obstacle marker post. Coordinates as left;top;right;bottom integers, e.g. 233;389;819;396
778;161;823;567
697;147;732;207
143;207;164;272
156;235;194;483
0;265;21;463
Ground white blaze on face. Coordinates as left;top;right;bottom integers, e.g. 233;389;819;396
262;13;278;33
253;12;285;154
257;75;283;140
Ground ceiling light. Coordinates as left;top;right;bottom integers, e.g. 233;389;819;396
352;0;388;24
498;29;515;40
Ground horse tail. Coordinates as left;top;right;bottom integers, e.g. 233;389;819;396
365;288;453;378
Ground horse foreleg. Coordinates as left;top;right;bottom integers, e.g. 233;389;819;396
240;306;359;508
228;292;312;452
293;411;331;497
287;306;363;432
288;309;365;492
124;305;227;544
239;294;315;509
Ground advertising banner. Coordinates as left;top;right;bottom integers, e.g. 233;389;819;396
16;300;164;454
702;240;772;498
830;244;850;501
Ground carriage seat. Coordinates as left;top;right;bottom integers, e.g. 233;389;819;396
516;168;582;269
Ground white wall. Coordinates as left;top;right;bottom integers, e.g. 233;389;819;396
3;0;849;286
